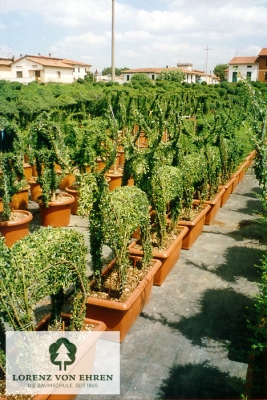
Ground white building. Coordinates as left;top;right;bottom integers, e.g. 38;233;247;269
122;65;219;85
8;54;91;84
228;56;258;83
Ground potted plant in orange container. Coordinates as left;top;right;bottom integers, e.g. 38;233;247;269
0;227;106;400
77;169;160;342
27;112;75;227
0;117;33;246
75;112;161;341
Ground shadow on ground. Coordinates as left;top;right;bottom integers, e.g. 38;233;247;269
155;360;245;399
176;288;255;363
142;288;256;363
189;242;263;284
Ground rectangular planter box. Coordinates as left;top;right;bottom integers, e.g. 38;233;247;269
129;226;189;286
219;175;237;207
178;204;211;250
86;256;162;342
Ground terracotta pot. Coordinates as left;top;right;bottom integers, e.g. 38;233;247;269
105;171;123;191
178;204;211;250
0;199;3;213
96;158;106;172
129;226;189;286
127;177;135;186
38;193;74;227
65;185;79;215
23;162;33;180
0;210;33;247
246;149;257;167
28;178;43;202
197;188;225;225
86;256;162;342
58;173;76;190
219;175;237;207
10;185;30;210
204;188;226;225
237;160;250;183
35;312;106;332
118;150;125;167
32;164;38;177
230;172;239;192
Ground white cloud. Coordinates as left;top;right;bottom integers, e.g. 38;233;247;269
1;0;267;72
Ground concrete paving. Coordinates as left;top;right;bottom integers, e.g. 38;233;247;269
29;168;266;399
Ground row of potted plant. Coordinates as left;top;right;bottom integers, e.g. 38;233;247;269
0;84;259;394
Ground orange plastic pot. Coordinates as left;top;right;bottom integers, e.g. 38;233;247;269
38;193;74;227
0;210;33;247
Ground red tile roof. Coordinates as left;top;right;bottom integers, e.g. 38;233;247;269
0;58;13;66
13;55;91;69
122;67;217;78
228;56;258;64
62;58;91;67
258;48;267;56
25;56;72;68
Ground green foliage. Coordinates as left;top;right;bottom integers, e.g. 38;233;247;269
130;73;154;88
27;111;72;206
101;186;152;291
0;153;26;221
79;172;152;291
102;67;129;76
0;228;88;377
213;64;228;81
246;250;267;398
157;70;185;83
150;166;183;245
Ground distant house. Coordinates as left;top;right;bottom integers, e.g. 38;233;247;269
228;56;258;83
122;64;219;84
9;54;91;84
227;48;267;83
0;58;13;80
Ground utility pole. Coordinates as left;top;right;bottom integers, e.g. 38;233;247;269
111;0;115;82
205;45;211;82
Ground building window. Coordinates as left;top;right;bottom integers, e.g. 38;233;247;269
127;75;130;81
16;71;23;78
57;71;61;78
247;65;252;68
151;74;155;80
265;72;267;80
247;71;251;80
78;67;80;72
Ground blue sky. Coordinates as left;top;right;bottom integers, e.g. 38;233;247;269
0;0;267;74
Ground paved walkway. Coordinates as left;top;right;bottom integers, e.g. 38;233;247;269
29;168;266;399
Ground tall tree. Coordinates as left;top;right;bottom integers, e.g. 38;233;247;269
214;64;228;81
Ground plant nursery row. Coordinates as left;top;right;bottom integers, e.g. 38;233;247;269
0;78;267;399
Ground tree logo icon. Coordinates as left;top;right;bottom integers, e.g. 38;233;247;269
49;338;77;371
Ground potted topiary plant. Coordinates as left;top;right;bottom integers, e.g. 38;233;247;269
27;111;75;227
78;170;161;342
0;227;106;400
0;117;33;246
